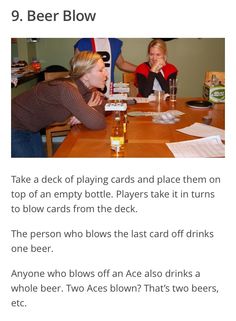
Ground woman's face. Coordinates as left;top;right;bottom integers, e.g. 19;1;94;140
149;46;165;66
85;59;108;89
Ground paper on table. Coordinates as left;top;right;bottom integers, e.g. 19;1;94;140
128;97;155;103
177;122;225;140
130;94;158;103
131;94;155;102
129;97;149;103
129;93;170;104
166;135;225;158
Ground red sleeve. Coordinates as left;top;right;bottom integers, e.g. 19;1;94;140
162;63;178;80
136;63;150;79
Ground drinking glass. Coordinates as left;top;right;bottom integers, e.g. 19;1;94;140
169;79;177;102
154;90;165;104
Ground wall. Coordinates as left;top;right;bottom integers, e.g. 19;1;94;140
15;38;37;63
168;38;224;97
13;38;225;97
36;38;77;70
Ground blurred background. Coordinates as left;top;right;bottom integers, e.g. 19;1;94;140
12;38;225;97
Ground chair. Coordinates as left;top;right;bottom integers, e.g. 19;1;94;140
122;72;138;97
44;71;70;82
44;71;71;157
205;71;225;84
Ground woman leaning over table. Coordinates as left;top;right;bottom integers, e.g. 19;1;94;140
11;51;108;157
135;39;178;97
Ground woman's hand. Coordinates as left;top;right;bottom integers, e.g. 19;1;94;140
68;116;81;126
88;91;104;107
68;92;104;127
151;58;166;73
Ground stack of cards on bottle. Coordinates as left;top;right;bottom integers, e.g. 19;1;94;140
113;82;130;93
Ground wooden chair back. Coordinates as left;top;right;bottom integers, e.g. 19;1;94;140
122;72;138;97
205;71;225;84
122;72;136;83
44;71;69;81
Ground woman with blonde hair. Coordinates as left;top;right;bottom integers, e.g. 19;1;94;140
12;51;108;157
136;39;178;97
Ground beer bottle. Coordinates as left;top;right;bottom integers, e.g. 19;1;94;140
120;111;128;143
110;111;124;157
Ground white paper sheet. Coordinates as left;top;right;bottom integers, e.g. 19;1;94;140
166;135;225;158
131;94;169;103
128;97;149;103
177;122;225;140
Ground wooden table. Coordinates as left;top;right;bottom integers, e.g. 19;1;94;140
53;98;225;158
